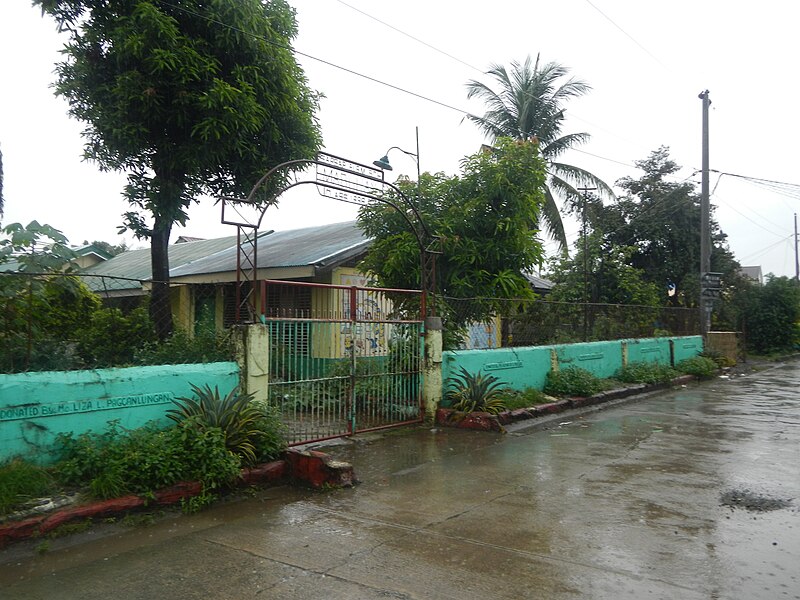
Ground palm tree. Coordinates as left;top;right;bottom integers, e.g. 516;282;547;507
466;55;613;252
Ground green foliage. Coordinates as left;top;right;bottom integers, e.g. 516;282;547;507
676;356;718;378
615;361;678;385
0;459;57;516
181;491;217;515
495;387;549;410
134;325;234;366
548;233;662;307
359;138;547;335
0;221;77;271
700;349;736;368
168;384;284;465
251;404;289;463
740;276;800;354
543;366;604;398
37;0;322;339
77;307;156;367
0;222;97;372
53;420;241;498
445;367;507;415
545;147;744;315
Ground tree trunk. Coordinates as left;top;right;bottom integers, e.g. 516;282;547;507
150;213;174;341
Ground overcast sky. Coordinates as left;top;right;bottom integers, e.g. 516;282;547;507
2;1;798;278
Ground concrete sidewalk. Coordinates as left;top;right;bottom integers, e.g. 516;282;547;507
1;364;799;599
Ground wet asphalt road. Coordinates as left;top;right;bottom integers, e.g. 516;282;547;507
1;362;798;599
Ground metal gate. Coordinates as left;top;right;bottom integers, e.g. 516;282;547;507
261;280;425;445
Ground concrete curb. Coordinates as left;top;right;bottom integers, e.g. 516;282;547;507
436;374;698;433
0;449;355;548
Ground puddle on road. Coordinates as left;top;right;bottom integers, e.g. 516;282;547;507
720;488;794;512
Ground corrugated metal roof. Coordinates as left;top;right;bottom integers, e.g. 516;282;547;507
81;221;369;289
522;271;555;291
170;221;368;278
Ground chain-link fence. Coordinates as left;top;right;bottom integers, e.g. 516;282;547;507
1;269;704;372
444;296;700;350
0;272;236;373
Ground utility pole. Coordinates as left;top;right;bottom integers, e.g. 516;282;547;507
795;213;799;283
578;187;596;342
699;90;711;335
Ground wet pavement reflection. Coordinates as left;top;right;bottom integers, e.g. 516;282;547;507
1;362;798;599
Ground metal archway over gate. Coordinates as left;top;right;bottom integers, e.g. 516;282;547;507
220;151;439;325
219;152;438;444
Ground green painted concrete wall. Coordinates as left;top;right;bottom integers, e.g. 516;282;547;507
552;341;625;379
672;336;704;363
0;362;240;464
443;347;553;395
442;336;703;395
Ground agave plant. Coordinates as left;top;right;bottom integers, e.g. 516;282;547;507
168;384;264;465
446;367;507;415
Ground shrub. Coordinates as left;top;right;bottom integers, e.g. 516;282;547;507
77;306;155;367
53;420;241;499
676;356;718;378
615;361;678;385
446;367;507;415
544;366;604;398
168;384;285;465
134;326;234;366
700;349;736;368
251;404;289;462
0;459;57;516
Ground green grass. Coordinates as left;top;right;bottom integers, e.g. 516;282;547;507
0;459;59;516
496;387;550;410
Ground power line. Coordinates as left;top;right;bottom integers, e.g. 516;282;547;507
582;0;670;72
330;0;650;155
159;0;477;117
332;0;481;74
158;1;676;183
713;171;800;201
738;234;793;263
712;193;786;238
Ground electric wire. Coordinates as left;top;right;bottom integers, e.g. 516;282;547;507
582;0;670;71
160;0;708;186
738;234;793;263
332;0;481;74
328;0;651;157
156;1;753;206
712;193;787;238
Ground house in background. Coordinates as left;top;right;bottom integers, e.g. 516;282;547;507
80;221;372;333
740;266;763;286
0;243;113;273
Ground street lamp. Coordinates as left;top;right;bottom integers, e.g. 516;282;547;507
372;127;437;312
373;126;421;193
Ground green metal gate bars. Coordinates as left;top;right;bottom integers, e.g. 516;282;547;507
261;280;425;445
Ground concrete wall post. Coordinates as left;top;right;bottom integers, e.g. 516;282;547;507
234;324;270;404
423;316;443;424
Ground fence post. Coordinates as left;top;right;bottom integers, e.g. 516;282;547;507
234;324;270;404
422;316;443;424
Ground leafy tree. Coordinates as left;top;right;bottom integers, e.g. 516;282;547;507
740;276;800;354
0;221;99;372
547;231;661;307
604;147;741;308
37;0;322;338
358;138;547;345
466;55;613;251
